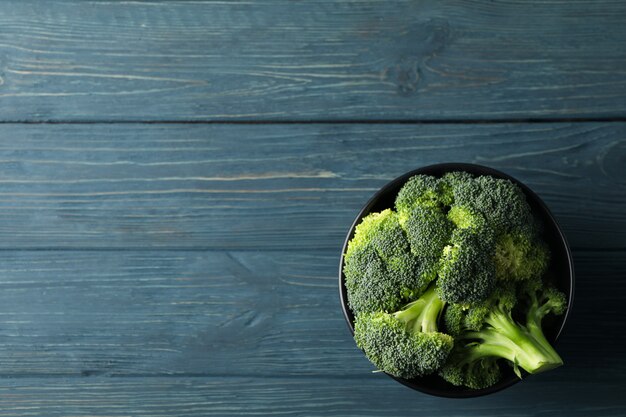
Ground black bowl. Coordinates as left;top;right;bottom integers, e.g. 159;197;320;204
338;163;574;398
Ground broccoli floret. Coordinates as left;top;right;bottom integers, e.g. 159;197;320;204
344;246;399;314
495;231;550;281
441;172;535;235
439;345;501;389
440;281;566;389
454;176;534;235
346;209;410;261
444;303;488;337
403;206;454;287
354;284;453;378
440;171;476;206
447;205;487;230
395;175;444;223
344;210;420;314
444;284;516;336
437;227;496;305
442;303;465;336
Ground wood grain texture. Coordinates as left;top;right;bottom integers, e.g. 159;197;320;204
0;123;620;250
0;1;626;121
0;376;622;417
0;0;622;414
0;249;621;384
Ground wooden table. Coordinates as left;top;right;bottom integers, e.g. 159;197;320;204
0;1;624;415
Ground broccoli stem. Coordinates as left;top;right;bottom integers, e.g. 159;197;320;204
464;308;563;375
525;321;563;366
393;284;445;334
524;296;564;365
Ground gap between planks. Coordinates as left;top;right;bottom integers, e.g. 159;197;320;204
0;117;626;125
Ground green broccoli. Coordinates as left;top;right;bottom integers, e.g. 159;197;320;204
446;205;486;230
403;205;454;287
441;280;566;389
522;278;567;361
437;227;497;305
442;171;534;232
495;231;550;281
444;172;549;286
343;170;566;389
453;175;534;235
354;283;453;378
439;346;501;390
394;175;445;224
343;209;420;314
440;171;477;206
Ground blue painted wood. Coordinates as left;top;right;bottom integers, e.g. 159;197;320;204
0;250;356;377
0;376;622;416
0;123;621;250
0;1;623;414
0;1;625;121
0;247;619;379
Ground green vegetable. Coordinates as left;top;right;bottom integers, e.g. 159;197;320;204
403;206;454;287
495;231;550;282
437;227;496;305
448;174;534;235
343;209;421;315
343;171;566;389
354;284;453;378
441;280;565;389
395;174;445;222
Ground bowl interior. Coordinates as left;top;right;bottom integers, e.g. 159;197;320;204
338;163;574;398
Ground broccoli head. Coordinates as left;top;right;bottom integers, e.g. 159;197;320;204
495;231;550;282
395;175;444;223
439;344;501;390
447;205;487;230
445;174;534;235
403;206;454;287
343;210;420;314
354;284;453;378
437;227;497;305
346;209;410;261
469;176;534;234
439;171;477;206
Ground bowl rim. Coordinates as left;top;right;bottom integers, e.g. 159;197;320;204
338;162;575;398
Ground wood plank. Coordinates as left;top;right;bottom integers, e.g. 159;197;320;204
0;123;621;250
0;250;620;381
0;1;625;121
0;376;622;416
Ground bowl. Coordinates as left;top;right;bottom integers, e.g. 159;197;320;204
338;163;574;398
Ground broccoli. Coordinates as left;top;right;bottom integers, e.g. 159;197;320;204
442;172;534;234
447;205;486;230
437;227;496;305
439;346;501;390
441;280;566;389
343;209;420;314
440;171;476;206
403;205;454;287
343;170;566;389
354;284;453;378
495;231;550;281
394;175;444;223
454;175;535;235
522;278;567;361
